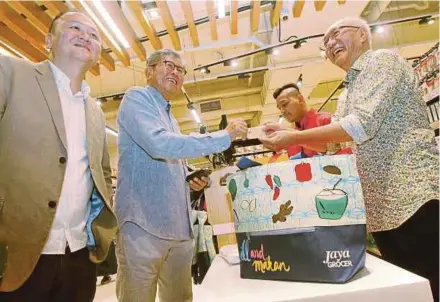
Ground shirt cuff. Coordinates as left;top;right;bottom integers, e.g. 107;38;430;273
210;129;232;151
339;114;369;144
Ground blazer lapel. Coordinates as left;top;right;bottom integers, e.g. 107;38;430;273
35;60;67;151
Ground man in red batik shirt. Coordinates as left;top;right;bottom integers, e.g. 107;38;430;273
265;83;351;158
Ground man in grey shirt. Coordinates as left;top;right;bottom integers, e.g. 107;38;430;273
115;49;247;302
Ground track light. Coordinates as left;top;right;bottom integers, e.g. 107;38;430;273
419;17;435;25
372;26;384;34
296;74;303;87
293;40;307;49
266;48;280;55
187;103;202;124
200;67;210;74
106;127;118;137
278;115;284;124
224;60;237;67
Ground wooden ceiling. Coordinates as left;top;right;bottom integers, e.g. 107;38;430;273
0;0;347;76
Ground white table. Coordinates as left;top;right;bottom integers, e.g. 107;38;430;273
194;254;433;302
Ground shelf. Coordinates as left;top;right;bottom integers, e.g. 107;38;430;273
232;150;273;158
231;138;262;148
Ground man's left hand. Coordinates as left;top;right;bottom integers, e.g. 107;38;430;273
259;130;297;152
189;176;209;191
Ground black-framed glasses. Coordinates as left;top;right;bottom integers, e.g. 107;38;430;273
161;60;187;76
321;26;360;52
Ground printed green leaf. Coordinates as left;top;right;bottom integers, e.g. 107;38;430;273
244;178;250;188
273;175;282;187
228;179;237;201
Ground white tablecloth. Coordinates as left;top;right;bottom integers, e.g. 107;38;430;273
194;254;433;302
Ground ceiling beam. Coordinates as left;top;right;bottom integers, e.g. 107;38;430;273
156;1;181;50
6;1;113;72
270;0;283;28
314;1;326;12
206;0;218;41
0;2;48;56
230;0;238;35
292;0;305;18
90;64;100;76
70;1;131;67
99;1;146;61
7;1;52;34
180;0;199;47
126;0;162;50
100;50;115;71
39;1;69;15
250;0;261;33
0;22;46;62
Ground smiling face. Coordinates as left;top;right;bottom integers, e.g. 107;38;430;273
276;87;307;123
46;12;101;69
323;22;369;71
147;55;185;101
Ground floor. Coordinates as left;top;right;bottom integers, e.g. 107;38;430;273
94;275;118;302
94;275;202;302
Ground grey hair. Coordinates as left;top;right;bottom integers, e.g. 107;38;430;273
325;17;372;49
146;49;182;66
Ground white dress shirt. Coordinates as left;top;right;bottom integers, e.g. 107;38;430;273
42;62;93;254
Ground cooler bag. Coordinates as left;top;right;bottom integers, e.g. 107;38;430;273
227;154;366;283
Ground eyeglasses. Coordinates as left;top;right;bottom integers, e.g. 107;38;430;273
160;60;187;76
321;26;360;52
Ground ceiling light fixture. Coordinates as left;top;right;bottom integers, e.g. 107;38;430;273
224;60;237;67
265;48;280;55
106;126;118;137
296;73;303;87
0;41;28;60
217;0;226;18
0;45;15;57
372;26;385;34
78;0;125;52
293;40;307;49
91;0;130;48
278;115;284;124
200;67;210;74
187;103;202;124
419;17;435;25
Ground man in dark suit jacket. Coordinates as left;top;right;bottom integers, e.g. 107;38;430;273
0;11;117;302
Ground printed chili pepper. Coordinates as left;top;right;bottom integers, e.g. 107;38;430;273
273;186;280;200
265;175;273;189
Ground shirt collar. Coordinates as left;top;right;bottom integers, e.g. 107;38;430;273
295;109;317;130
344;50;373;84
48;61;91;99
147;86;171;112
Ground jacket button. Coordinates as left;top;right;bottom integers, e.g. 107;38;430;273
48;201;57;208
59;157;66;164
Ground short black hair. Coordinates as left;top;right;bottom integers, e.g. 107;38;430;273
273;83;301;99
48;10;81;34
